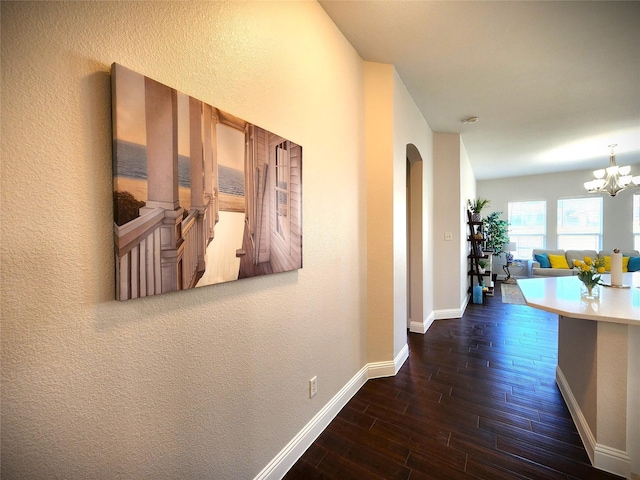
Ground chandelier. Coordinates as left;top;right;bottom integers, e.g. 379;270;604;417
584;144;640;197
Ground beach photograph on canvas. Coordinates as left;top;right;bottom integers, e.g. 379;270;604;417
112;63;302;300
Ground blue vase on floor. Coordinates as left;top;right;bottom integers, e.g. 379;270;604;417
473;284;483;304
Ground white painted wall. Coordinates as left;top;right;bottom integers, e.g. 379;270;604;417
1;2;367;478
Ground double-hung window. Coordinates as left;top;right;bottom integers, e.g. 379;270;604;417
507;201;546;258
557;197;603;250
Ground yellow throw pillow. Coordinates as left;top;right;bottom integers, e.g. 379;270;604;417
548;254;570;269
603;255;630;272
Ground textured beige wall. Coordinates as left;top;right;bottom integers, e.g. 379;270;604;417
1;2;367;478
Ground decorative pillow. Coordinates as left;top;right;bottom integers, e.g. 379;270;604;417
602;255;630;272
534;253;551;268
627;256;640;272
548;254;570;269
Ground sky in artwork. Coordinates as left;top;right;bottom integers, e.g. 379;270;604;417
114;65;189;156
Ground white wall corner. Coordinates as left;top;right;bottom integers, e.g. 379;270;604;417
394;343;409;375
461;294;470;315
434;307;464;320
594;444;632;479
410;312;435;334
368;343;409;379
440;293;470;320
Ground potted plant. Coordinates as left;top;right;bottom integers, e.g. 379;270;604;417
478;259;489;274
483;211;510;257
467;198;490;222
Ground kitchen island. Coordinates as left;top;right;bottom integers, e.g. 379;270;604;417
517;273;639;480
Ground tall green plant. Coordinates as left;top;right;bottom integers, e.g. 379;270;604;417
483;211;510;256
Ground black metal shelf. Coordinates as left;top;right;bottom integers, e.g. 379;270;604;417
467;210;490;294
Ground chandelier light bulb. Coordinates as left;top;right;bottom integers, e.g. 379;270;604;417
585;144;639;197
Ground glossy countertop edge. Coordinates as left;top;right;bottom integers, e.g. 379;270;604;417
517;273;640;326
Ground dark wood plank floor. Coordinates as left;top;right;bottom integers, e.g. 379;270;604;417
284;283;623;480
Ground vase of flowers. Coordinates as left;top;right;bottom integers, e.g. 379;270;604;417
572;256;605;299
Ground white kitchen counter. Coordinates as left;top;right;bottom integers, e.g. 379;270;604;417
517;273;639;480
517;273;640;325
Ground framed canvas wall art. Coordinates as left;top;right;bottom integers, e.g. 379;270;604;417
112;63;302;300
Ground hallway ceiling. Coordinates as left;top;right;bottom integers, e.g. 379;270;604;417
319;1;640;181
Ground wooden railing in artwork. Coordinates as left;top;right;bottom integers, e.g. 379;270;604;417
181;209;199;289
114;190;219;300
114;207;164;300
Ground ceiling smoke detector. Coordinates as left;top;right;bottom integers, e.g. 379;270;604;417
462;116;479;124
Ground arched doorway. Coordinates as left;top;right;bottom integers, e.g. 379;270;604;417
406;144;424;330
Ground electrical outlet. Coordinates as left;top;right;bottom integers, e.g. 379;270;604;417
309;376;318;398
444;232;453;241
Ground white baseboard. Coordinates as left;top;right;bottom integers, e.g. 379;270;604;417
365;343;409;379
594;444;632;479
434;307;463;320
254;346;410;480
556;366;631;478
409;312;435;334
253;365;369;480
556;366;596;461
434;292;471;320
393;343;409;375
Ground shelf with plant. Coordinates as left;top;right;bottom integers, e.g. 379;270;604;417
467;197;490;222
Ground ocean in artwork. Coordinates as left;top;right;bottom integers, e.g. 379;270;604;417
114;140;245;196
217;165;245;196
